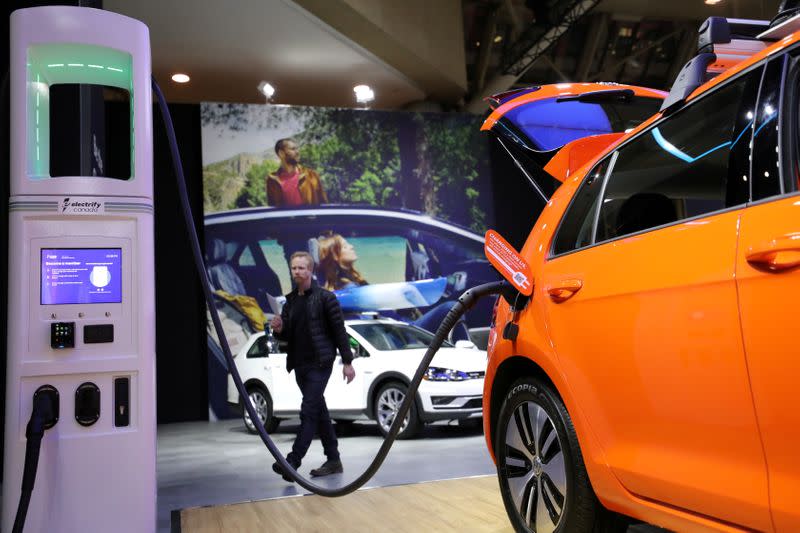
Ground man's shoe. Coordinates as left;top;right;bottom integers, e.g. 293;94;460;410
310;459;343;477
272;459;300;483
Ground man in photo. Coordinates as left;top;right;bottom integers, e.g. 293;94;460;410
266;138;328;207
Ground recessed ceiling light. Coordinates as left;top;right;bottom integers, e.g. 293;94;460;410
494;35;503;43
171;73;190;83
353;84;375;105
258;81;275;99
705;0;722;5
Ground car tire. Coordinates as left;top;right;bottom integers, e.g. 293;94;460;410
495;377;628;533
242;385;279;434
374;382;420;440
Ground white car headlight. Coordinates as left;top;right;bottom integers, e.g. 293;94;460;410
423;367;471;381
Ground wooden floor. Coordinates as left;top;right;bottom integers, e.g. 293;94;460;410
180;475;514;532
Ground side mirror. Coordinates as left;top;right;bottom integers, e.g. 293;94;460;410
349;337;369;358
455;340;477;350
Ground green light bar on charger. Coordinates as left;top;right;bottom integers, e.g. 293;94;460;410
27;42;134;179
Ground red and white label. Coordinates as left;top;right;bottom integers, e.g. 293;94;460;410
484;230;533;296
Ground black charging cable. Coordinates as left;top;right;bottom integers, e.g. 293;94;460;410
152;76;512;496
12;387;59;533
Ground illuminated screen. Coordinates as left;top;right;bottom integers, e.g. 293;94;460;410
41;248;122;305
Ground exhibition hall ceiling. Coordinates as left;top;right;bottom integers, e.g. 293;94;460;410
103;0;782;110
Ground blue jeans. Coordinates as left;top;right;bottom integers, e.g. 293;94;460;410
289;363;340;463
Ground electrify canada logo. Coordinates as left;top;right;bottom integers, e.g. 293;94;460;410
60;197;103;214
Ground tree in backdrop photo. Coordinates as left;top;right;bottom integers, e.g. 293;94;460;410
201;103;493;233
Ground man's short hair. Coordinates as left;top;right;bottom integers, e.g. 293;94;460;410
275;138;294;156
289;251;314;270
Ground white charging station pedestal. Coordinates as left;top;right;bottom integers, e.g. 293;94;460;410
2;7;155;532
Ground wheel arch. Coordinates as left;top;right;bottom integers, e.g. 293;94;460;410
367;372;423;420
488;355;563;461
488;353;631;523
240;378;270;404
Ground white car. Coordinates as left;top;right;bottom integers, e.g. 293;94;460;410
227;318;486;439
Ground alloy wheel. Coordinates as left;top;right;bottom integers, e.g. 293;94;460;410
503;401;567;533
376;386;410;434
244;389;268;430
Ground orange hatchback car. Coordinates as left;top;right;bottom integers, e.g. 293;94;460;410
482;10;800;533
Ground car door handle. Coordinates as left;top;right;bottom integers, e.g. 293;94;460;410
746;238;800;272
547;279;583;302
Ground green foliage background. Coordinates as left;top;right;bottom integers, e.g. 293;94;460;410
202;104;492;232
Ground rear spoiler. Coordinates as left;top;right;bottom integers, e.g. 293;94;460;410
543;133;625;183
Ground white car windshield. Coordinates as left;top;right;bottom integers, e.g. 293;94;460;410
350;323;454;351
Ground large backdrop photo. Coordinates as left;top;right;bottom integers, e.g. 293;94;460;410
200;102;498;420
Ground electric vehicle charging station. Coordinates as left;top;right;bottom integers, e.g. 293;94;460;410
2;6;156;533
2;6;513;532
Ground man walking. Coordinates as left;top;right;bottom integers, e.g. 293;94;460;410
270;251;356;481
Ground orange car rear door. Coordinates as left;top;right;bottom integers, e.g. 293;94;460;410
539;64;772;530
736;51;800;533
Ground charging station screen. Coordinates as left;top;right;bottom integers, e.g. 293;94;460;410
41;249;122;305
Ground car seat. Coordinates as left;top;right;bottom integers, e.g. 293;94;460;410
208;238;247;295
615;192;678;237
206;238;259;325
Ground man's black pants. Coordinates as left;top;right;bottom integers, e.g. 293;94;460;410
289;363;340;463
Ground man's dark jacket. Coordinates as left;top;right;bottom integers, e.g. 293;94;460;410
274;282;354;372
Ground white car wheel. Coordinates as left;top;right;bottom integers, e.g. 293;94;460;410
375;382;420;439
243;386;279;434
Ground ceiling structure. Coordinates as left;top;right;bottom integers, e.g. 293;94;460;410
103;0;784;113
462;0;782;111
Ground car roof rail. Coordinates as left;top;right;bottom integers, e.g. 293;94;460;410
659;53;717;116
697;17;769;53
661;15;772;116
698;17;769;77
344;311;388;321
760;0;800;39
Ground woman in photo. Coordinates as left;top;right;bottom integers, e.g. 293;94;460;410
314;233;470;341
316;233;367;291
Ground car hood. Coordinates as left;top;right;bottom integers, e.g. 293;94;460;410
396;347;487;372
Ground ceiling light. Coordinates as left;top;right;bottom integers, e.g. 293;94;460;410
171;73;190;83
258;81;275;100
705;0;722;4
493;35;503;43
353;84;375;105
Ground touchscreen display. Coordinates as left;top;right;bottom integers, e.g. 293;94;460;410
41;248;122;305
